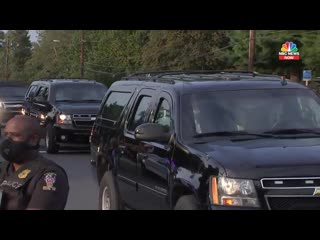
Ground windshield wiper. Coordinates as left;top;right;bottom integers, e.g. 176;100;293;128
264;128;320;135
193;131;274;138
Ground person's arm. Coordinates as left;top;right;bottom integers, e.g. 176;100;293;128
26;170;69;210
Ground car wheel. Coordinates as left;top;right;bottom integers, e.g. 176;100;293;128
99;171;120;210
96;158;106;184
174;195;200;210
45;123;59;154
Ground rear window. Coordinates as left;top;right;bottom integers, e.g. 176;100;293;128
101;92;132;121
54;83;107;102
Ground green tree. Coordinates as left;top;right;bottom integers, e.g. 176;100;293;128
229;30;305;81
0;31;5;79
6;30;32;80
141;30;232;71
24;30;76;81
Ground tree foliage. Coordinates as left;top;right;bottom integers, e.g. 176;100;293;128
2;30;320;85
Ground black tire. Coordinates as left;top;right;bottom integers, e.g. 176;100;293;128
99;171;120;210
174;195;200;210
96;157;107;184
45;122;59;154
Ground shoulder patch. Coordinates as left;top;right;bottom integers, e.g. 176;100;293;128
43;172;57;191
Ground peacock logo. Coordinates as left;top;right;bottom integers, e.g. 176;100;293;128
279;41;300;60
281;41;298;52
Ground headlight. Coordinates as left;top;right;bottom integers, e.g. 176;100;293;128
210;177;260;208
57;114;72;124
59;114;71;121
21;108;26;115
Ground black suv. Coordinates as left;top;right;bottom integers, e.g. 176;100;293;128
0;81;28;130
91;71;320;210
24;79;107;153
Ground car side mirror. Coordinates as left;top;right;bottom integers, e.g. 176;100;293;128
134;123;171;143
33;96;52;111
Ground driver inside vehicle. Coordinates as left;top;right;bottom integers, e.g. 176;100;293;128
272;100;318;130
193;102;239;134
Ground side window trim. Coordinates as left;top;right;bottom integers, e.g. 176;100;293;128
126;95;152;133
154;98;172;129
125;88;156;134
153;92;174;130
34;86;45;97
26;85;38;98
43;87;49;100
98;91;133;122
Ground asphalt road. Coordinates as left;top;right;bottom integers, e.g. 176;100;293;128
40;150;99;210
0;138;100;210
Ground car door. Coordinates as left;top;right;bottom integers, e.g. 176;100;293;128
30;85;49;119
24;85;39;116
92;88;133;182
117;88;156;209
135;91;174;210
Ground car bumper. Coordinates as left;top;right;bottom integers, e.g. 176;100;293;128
53;123;91;145
209;205;261;210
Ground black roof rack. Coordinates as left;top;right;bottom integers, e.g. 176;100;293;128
121;70;282;83
35;78;97;83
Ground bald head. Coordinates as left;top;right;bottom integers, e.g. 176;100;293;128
4;115;42;145
8;115;41;136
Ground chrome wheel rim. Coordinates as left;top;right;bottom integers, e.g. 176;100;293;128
102;186;111;210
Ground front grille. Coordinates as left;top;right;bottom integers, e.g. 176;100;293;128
267;197;320;210
261;177;320;189
262;177;320;210
3;102;23;113
72;114;96;128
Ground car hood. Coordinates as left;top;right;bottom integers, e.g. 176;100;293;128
189;137;320;179
55;102;101;115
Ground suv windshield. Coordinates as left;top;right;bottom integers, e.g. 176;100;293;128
0;86;27;97
54;84;107;102
181;89;320;141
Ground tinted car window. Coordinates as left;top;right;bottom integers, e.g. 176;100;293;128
128;96;152;131
0;86;28;97
43;88;49;100
35;86;49;100
26;86;38;98
154;99;171;130
101;92;131;121
181;89;320;141
54;84;107;102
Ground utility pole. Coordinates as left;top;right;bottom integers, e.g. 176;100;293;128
4;37;10;81
248;30;256;72
80;30;84;79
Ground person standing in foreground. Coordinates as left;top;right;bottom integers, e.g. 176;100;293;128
0;115;69;210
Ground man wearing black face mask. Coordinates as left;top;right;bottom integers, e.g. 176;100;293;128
0;115;69;210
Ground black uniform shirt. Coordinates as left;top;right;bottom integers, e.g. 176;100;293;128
0;154;69;210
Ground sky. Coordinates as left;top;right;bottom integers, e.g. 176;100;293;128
1;30;39;42
29;30;39;42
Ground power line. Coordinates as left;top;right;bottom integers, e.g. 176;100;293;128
86;67;127;75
